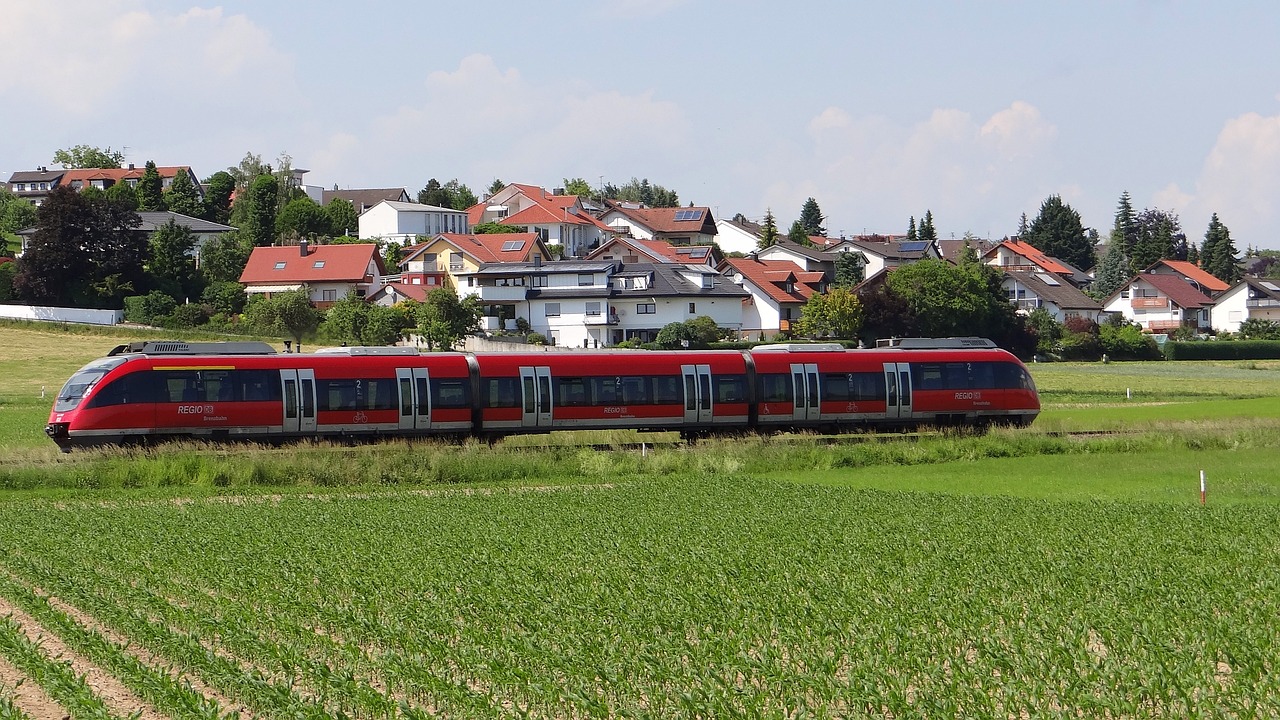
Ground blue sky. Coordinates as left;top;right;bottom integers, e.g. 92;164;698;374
4;1;1280;250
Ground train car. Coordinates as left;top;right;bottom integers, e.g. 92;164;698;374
46;338;1038;451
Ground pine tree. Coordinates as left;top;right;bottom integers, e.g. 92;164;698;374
918;210;937;245
798;197;826;237
244;175;280;247
1025;195;1094;272
135;161;166;212
164;170;203;218
1113;191;1138;261
1091;240;1130;300
757;209;780;250
1017;213;1029;238
1201;213;1241;283
1187;242;1200;265
906;216;917;242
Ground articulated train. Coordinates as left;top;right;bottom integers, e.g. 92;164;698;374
45;338;1039;451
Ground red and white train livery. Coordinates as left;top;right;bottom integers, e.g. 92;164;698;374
45;338;1039;451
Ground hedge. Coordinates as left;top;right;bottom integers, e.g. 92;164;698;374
1162;340;1280;360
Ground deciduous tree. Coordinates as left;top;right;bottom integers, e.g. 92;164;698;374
276;197;331;240
202;171;236;224
325;198;358;237
147;219;201;301
52;145;124;169
200;232;252;284
415;287;480;351
796;287;862;339
243;175;280;247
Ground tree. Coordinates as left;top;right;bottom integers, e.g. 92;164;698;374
1201;213;1241;283
227;152;273;192
1130;208;1184;272
104;181;138;211
147;219;201;301
52;145;124;169
13;186;145;307
886;259;1006;338
798;197;826;237
202;171;236;224
488;178;505;195
200;280;247;316
325;198;358;237
1016;213;1029;238
272;290;322;346
276;197;331;240
200;233;252;284
562;178;594;198
796;287;862;339
417;178;448;207
243;175;280;247
135;161;166;212
906;216;917;242
833;250;866;288
1091;240;1130;300
856;282;915;343
787;220;813;247
609;177;680;208
917;210;937;245
165;170;203;218
443;179;478;210
415;287;480;350
0;188;37;256
1024;195;1094;272
757;209;780;250
1112;191;1138;261
473;222;526;234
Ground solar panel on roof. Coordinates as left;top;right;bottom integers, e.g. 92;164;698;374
898;240;928;252
1263;281;1280;292
673;209;703;221
501;240;525;251
690;248;709;258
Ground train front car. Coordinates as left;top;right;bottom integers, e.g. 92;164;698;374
46;355;136;451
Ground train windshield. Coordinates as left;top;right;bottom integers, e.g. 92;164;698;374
54;357;128;412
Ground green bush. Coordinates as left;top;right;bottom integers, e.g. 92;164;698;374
1099;322;1161;360
123;291;177;325
1163;339;1280;360
526;332;547;346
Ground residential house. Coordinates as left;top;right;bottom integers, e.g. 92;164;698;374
456;260;747;347
1209;277;1280;333
358;200;469;244
468;183;614;258
599;202;718;247
713;216;764;255
981;238;1092;287
6;168;66;205
397;232;549;291
937;237;997;264
755;240;837;276
239;241;386;308
321;188;411;220
1101;272;1214;332
584;236;721;268
1144;259;1230;298
17;210;234;259
720;257;827;340
1001;270;1104;323
366;282;430;307
823;236;937;279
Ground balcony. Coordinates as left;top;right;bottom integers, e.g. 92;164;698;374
1247;297;1280;308
1131;297;1168;309
474;286;528;302
585;312;620;326
1014;298;1041;312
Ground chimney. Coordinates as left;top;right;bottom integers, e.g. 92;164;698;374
299;239;309;256
127;163;135;170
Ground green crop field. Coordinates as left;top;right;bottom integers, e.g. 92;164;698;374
1;323;1280;718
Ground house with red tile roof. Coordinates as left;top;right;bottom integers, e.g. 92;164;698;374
584;236;721;268
720;257;827;340
599;201;718;247
1145;259;1230;297
1001;270;1104;323
7;164;204;206
1101;271;1214;332
466;183;614;257
397;233;549;290
981;239;1091;287
239;241;386;308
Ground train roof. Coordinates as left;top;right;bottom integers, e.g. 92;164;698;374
107;341;278;356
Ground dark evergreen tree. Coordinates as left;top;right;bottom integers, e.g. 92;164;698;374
148;219;201;300
488;178;505;195
906;216;917;242
164;170;203;218
418;178;448;207
1017;212;1029;238
834;250;866;288
202;171;236;224
917;210;937;245
1187;242;1200;265
787;220;813;247
798;197;826;237
757;209;780;249
1201;213;1241;283
243;175;280;247
135;161;166;212
1091;240;1130;300
1025;195;1094;271
1112;191;1138;261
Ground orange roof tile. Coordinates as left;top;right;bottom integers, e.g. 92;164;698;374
240;243;384;284
1156;260;1230;293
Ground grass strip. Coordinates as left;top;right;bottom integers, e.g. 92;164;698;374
0;694;31;720
0;616;118;720
0;573;228;720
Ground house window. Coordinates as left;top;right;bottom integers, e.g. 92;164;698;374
545;303;561;317
782;308;792;320
12;183;23;191
449;253;463;270
532;275;548;287
701;275;715;289
427;277;437;285
578;273;594;286
322;289;337;302
637;303;656;314
585;302;601;316
689;302;696;314
274;261;287;270
467;276;475;286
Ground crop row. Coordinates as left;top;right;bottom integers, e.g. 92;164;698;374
0;476;1278;717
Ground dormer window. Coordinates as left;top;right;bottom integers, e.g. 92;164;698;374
701;275;715;289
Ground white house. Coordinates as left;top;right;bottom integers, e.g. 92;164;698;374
467;183;614;258
1101;272;1214;332
599;202;718;246
823;236;936;279
1001;271;1104;323
358;200;469;244
456;260;747;348
714;217;764;255
1210;277;1280;333
720;256;827;340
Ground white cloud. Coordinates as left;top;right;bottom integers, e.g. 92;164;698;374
1149;112;1280;248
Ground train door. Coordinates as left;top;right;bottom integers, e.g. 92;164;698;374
281;369;317;434
883;362;912;420
396;368;431;431
519;366;553;428
790;363;820;422
681;364;713;424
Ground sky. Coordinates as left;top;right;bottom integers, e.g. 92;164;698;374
4;1;1280;250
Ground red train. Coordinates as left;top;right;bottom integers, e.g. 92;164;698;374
45;338;1039;451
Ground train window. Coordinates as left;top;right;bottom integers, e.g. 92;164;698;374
431;378;471;409
620;376;649;404
523;377;536;412
757;374;791;403
993;363;1035;390
400;378;413;415
284;380;298;419
684;375;697;411
589;377;621;405
714;375;746;403
318;379;396;411
652;376;681;405
301;379;315;418
911;364;946;391
850;373;885;401
86;371;157;408
55;358;127;412
699;373;712;410
485;377;522;408
555;377;590;407
241;371;281;402
820;374;849;401
969;362;995;390
416;377;430;415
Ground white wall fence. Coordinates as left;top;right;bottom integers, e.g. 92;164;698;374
0;304;123;326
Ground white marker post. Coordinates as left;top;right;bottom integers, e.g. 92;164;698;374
1200;470;1206;505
